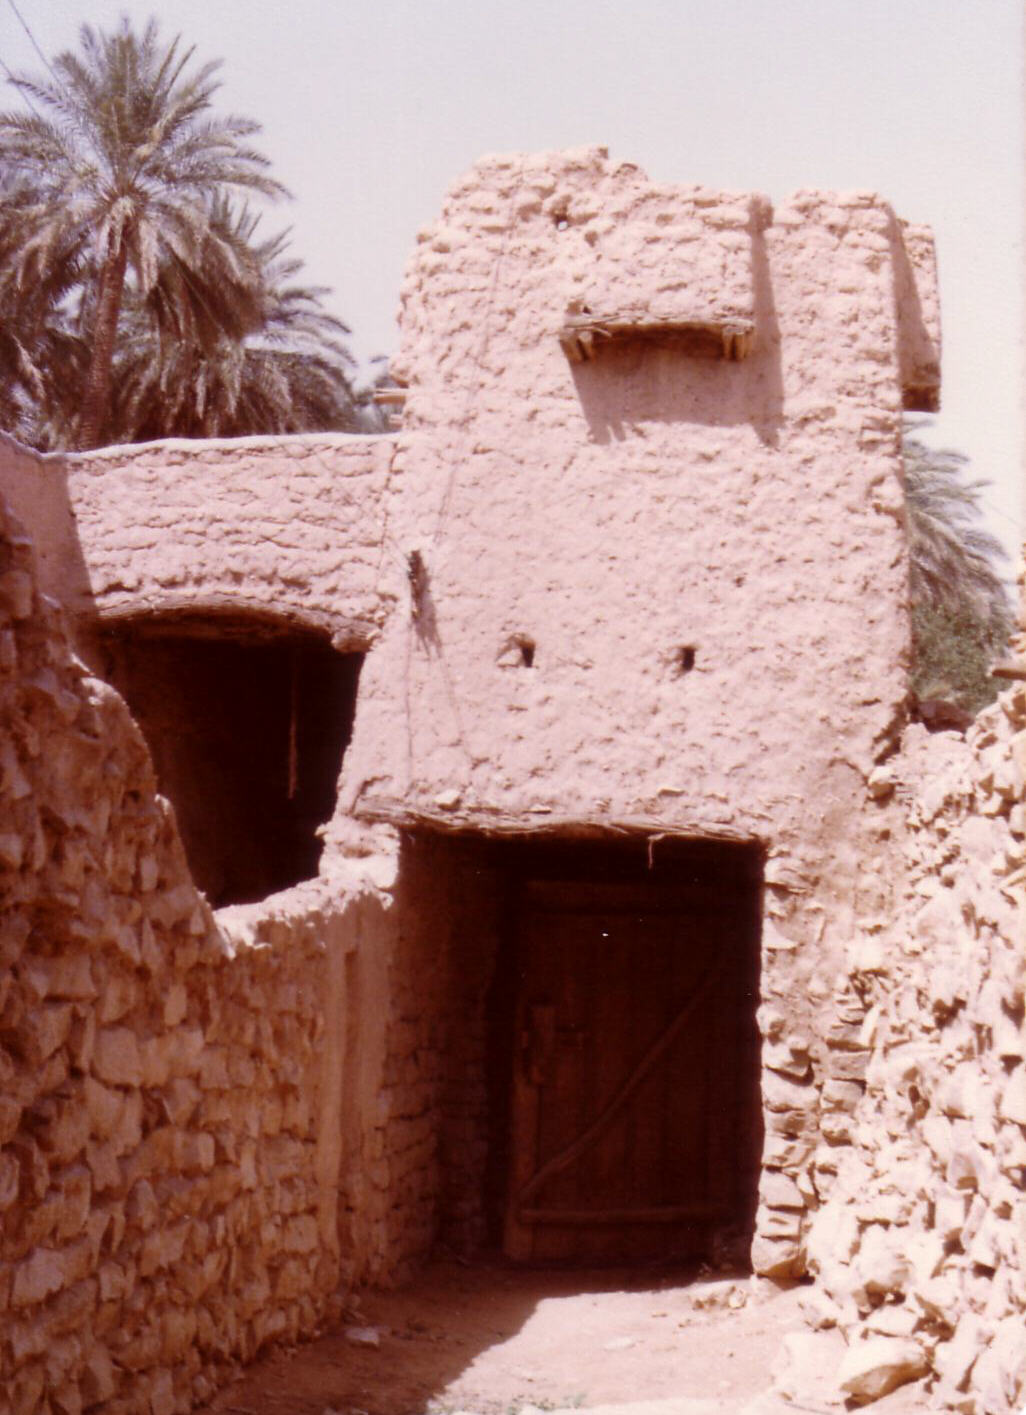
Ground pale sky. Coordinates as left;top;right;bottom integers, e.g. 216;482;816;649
3;0;1023;561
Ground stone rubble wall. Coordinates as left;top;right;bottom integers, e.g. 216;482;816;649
0;495;377;1415
801;683;1026;1412
0;432;397;648
337;833;475;1287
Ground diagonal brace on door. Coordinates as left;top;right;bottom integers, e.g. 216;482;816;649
515;966;720;1214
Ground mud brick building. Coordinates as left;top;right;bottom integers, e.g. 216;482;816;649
1;150;1022;1414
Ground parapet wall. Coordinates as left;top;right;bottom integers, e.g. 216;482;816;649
0;495;382;1414
0;432;397;649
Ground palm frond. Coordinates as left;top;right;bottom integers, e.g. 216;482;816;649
903;424;1013;711
0;15;309;447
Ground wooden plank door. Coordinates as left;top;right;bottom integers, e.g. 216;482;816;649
504;875;753;1263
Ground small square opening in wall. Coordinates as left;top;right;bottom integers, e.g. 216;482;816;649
677;646;697;675
497;634;536;669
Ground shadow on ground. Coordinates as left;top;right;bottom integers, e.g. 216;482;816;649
198;1258;835;1415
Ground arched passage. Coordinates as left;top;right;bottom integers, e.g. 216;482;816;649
100;612;363;906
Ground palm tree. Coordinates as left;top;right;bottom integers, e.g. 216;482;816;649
0;170;81;441
903;426;1013;711
0;18;285;448
903;431;1010;629
106;204;362;441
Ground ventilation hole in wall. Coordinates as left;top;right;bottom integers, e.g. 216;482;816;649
678;645;696;675
553;211;570;231
497;634;536;669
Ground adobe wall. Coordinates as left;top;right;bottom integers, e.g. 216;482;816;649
0;494;394;1414
326;148;942;1279
338;148;936;848
0;434;94;625
0;432;397;648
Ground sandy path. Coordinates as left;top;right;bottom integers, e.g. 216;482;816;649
201;1260;932;1415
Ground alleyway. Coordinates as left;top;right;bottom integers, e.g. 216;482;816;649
199;1261;932;1415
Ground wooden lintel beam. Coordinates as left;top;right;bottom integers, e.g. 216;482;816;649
558;316;754;362
355;796;757;846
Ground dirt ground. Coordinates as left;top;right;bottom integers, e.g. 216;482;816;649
201;1260;933;1415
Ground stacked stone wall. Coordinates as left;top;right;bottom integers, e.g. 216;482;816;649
799;685;1025;1411
336;833;448;1285
0;497;370;1414
336;832;505;1285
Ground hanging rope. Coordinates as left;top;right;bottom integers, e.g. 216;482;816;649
287;646;298;801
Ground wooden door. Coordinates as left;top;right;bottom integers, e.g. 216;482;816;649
504;874;756;1263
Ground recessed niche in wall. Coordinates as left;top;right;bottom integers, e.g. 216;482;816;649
677;645;697;674
102;615;362;907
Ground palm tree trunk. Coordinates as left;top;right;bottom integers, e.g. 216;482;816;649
76;237;129;450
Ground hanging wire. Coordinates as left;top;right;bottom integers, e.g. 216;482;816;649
6;0;59;80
